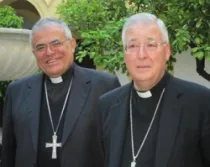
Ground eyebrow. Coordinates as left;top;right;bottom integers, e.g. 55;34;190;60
128;38;137;42
127;38;138;44
127;36;159;43
35;39;60;47
50;39;61;44
147;37;157;41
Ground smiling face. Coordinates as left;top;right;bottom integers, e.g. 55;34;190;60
124;23;171;90
32;24;76;77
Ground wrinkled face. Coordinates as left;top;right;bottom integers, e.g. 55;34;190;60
124;23;171;87
32;25;76;77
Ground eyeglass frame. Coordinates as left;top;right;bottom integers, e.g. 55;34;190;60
124;39;166;53
33;39;71;53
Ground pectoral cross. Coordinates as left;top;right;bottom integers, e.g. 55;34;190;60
45;133;62;159
131;160;136;167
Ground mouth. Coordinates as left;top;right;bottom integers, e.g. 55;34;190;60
46;59;57;64
137;65;150;69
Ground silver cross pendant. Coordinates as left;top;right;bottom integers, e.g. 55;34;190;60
131;160;136;167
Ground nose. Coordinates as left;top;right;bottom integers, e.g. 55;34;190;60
137;45;147;59
45;45;55;55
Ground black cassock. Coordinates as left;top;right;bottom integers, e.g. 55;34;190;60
37;67;73;167
121;72;169;167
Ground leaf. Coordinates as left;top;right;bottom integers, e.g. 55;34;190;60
57;0;210;74
191;47;199;53
193;51;204;59
0;6;23;28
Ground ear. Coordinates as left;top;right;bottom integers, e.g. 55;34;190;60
165;43;171;61
123;48;127;63
70;38;77;52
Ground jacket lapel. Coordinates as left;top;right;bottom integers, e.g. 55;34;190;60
155;77;183;167
26;73;44;153
109;83;132;167
61;65;91;146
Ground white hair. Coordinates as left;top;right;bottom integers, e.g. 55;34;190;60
122;13;169;47
30;17;72;47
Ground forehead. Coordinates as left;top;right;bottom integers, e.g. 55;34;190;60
125;23;162;42
32;25;65;45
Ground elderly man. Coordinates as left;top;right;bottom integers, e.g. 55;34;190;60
1;17;120;167
98;13;210;167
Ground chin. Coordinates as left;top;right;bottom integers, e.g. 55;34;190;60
132;73;153;82
46;69;63;77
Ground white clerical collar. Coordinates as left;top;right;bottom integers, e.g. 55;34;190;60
50;76;63;84
136;90;152;98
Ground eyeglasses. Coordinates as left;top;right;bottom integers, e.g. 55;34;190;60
34;39;70;53
125;40;166;53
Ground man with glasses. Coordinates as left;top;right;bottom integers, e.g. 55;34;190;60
98;13;210;167
1;17;120;167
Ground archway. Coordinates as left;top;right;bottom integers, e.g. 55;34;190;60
0;0;40;29
10;0;40;29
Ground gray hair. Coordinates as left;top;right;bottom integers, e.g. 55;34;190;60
30;17;72;47
122;13;169;47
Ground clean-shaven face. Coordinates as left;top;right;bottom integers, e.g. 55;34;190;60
32;24;76;77
124;23;171;88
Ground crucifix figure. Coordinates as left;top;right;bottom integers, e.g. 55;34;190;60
45;133;62;159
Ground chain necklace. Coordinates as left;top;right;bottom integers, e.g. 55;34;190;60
130;88;165;167
44;76;73;159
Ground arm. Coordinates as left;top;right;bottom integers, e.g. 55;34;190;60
96;93;113;167
106;76;121;93
200;92;210;167
112;76;121;89
95;98;106;166
1;85;16;167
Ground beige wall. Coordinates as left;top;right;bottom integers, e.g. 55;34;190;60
0;0;63;17
27;0;62;18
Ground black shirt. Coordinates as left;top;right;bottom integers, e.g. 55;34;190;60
121;72;170;167
37;67;73;167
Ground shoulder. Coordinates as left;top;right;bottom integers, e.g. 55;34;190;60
98;84;130;124
7;73;42;91
75;65;120;86
100;83;130;105
172;76;210;92
74;64;121;92
170;76;210;100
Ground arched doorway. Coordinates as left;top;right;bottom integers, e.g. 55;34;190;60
10;0;40;29
0;0;40;29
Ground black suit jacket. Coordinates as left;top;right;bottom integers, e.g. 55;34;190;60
1;64;120;167
98;75;210;167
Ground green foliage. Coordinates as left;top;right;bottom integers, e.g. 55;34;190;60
57;0;210;74
0;5;23;28
57;0;127;73
57;0;126;31
0;6;23;103
76;18;126;73
0;81;10;99
147;0;210;68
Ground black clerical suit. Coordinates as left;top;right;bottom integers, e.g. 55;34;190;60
1;63;120;167
98;72;210;167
